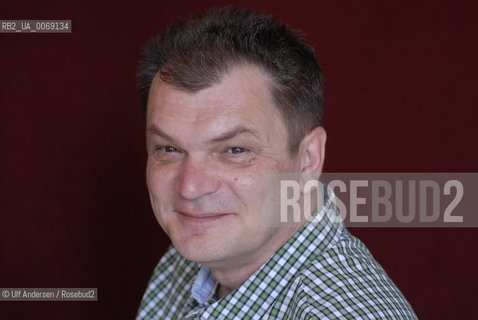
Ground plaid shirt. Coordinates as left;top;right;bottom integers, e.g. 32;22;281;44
136;190;417;319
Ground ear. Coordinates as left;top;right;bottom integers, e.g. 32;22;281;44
298;127;327;177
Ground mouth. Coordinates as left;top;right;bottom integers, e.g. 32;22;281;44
175;210;232;224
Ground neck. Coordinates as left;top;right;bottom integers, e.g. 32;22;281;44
208;221;306;298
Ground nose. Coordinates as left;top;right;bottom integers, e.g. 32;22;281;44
176;156;220;200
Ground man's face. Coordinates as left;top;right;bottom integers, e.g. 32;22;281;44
146;65;303;270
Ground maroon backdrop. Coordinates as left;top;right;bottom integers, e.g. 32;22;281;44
1;0;477;319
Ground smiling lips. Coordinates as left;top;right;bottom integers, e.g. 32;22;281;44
176;210;232;224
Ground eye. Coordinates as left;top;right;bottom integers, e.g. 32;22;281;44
221;146;255;165
150;145;182;162
226;146;248;154
157;146;178;153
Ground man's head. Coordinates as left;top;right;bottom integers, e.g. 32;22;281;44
139;8;326;271
138;7;324;155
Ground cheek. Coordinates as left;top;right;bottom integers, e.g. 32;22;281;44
146;162;175;202
226;172;269;211
228;169;288;226
146;163;179;232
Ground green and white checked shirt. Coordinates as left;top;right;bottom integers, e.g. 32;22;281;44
136;190;417;319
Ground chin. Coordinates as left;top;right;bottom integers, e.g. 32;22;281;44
175;243;218;264
172;234;229;265
172;234;211;260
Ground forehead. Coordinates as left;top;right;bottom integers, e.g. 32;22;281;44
146;65;286;138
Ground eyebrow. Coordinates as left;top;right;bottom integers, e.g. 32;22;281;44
147;125;178;144
209;126;259;144
147;125;259;145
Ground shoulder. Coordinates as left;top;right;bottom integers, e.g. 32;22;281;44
148;246;198;292
136;246;199;319
293;231;417;319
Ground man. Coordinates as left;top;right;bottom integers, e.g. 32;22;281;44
136;8;417;319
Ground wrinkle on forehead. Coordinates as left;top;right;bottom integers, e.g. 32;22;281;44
148;64;277;118
147;64;288;151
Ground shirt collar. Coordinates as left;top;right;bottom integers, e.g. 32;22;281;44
191;265;217;304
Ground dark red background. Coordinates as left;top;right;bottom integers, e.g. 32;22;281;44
1;0;477;318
